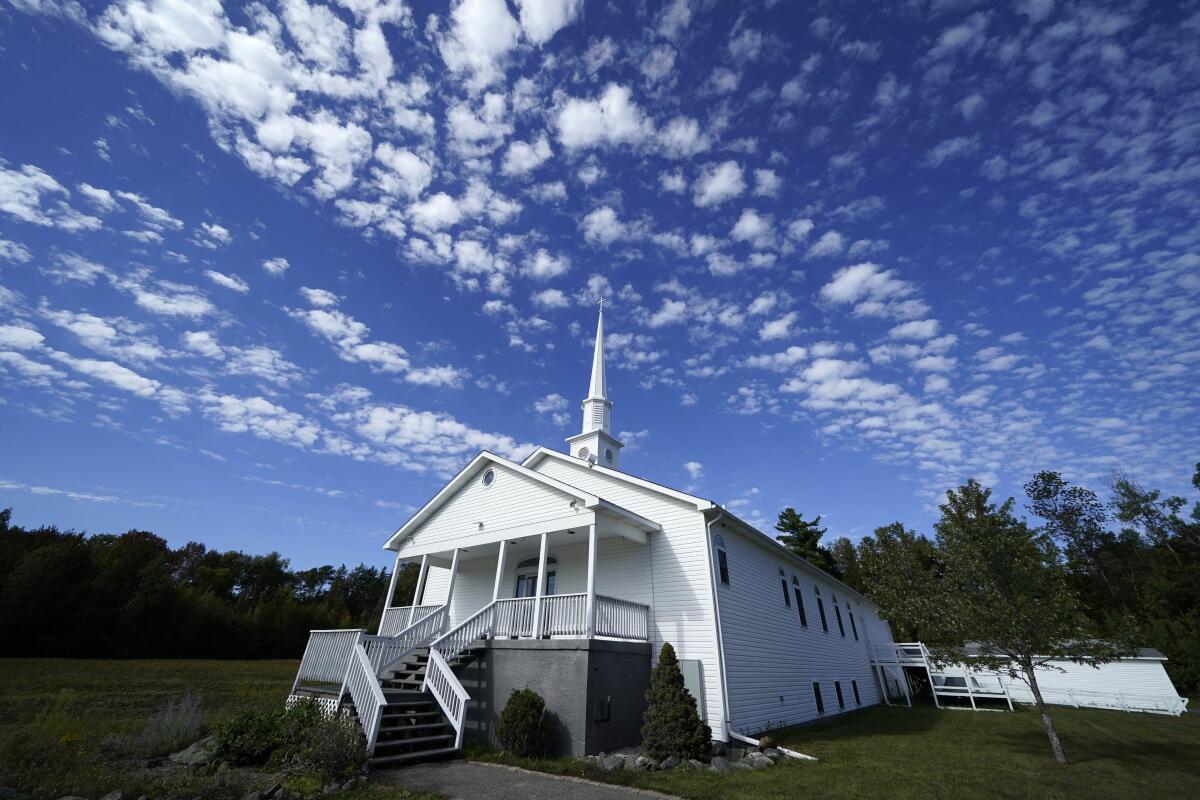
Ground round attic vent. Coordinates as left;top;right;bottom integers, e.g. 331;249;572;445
482;468;495;487
577;446;590;460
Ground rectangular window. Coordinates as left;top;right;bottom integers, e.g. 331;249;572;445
717;549;730;585
835;681;845;709
849;611;859;641
852;680;861;705
793;587;807;626
812;682;825;715
835;606;846;637
817;597;828;632
781;576;791;607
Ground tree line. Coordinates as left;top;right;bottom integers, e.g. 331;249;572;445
775;462;1199;764
0;509;420;659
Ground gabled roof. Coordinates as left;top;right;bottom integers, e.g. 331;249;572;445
383;450;659;551
523;447;716;511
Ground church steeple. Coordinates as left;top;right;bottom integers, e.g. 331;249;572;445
566;302;624;469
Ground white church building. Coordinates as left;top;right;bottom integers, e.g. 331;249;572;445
289;309;1186;768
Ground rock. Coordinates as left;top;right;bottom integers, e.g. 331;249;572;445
686;759;706;770
55;797;88;800
731;761;752;771
751;755;774;769
342;778;362;791
757;735;777;751
261;785;283;800
659;755;681;770
709;755;731;773
169;736;218;766
710;741;727;757
633;756;654;771
100;791;123;800
238;792;259;800
763;748;782;761
600;754;625;772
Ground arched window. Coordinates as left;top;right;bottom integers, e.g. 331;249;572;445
792;575;808;626
815;586;829;632
779;568;791;607
514;556;557;597
833;594;846;637
713;534;730;585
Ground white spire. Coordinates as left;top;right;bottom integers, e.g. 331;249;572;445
587;298;607;401
567;302;623;469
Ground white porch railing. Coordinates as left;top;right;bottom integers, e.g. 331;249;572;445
540;593;588;636
379;603;442;636
594;595;649;640
344;640;387;750
291;629;364;693
493;597;536;637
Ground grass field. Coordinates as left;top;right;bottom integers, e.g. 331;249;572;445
471;704;1200;800
2;659;1196;800
0;659;435;800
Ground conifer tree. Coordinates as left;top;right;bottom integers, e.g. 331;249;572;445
641;642;711;761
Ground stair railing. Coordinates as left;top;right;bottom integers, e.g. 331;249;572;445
343;635;387;751
424;601;501;748
363;605;450;676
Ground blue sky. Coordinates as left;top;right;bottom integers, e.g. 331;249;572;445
1;0;1197;571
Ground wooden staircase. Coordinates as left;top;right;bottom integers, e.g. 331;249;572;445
363;645;486;768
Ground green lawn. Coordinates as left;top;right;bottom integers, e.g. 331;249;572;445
471;704;1200;800
2;660;1196;800
0;659;436;800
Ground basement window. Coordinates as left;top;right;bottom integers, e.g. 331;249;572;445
835;681;846;710
812;682;825;715
852;680;861;706
714;535;730;585
779;569;791;607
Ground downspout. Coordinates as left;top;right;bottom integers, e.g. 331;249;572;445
702;509;733;743
705;510;818;762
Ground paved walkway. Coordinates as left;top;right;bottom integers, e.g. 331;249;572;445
376;760;679;800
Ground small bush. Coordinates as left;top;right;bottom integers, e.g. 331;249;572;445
641;642;712;761
287;712;368;783
495;688;548;757
0;689;85;775
137;692;206;756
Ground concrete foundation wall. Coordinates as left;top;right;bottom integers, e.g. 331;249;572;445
458;638;651;756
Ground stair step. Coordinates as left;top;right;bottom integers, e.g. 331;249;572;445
369;746;459;767
377;722;451;735
373;734;455;750
380;710;443;722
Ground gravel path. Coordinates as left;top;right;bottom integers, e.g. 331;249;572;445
376;760;679;800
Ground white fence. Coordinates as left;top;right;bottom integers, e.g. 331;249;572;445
379;604;442;636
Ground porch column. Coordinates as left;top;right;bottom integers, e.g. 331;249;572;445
381;552;403;634
407;554;429;626
584;523;597;637
530;533;549;638
492;540;509;602
445;548;462;612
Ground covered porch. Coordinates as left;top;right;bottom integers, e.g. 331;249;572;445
379;508;657;643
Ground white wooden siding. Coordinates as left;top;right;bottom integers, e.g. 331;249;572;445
981;658;1184;712
400;462;579;553
531;457;727;739
714;520;890;734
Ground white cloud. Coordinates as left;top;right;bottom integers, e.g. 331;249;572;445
0;163;102;232
523;249;570;280
659;170;686;193
641;44;676;83
888;319;939;340
0;239;33;263
514;0;583;45
787;218;814;241
581;206;626;246
501;134;553;176
819;262;925;319
924;135;981;167
557;84;650;150
693;161;745;208
299;286;339;307
731;209;775;250
646;298;688;328
438;0;521;89
194;221;232;248
807;230;845;258
658;116;710;158
373;143;432;198
747;292;777;316
753;169;781;197
683;460;704;480
204;269;249;293
531;288;570;309
409;192;462;231
77;183;119;212
758;311;797;341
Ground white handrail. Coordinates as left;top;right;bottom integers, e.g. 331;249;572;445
425;648;471;749
380;603;442;636
494;597;536;637
594;595;649;640
540;593;588;636
344;640;388;750
364;605;449;676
